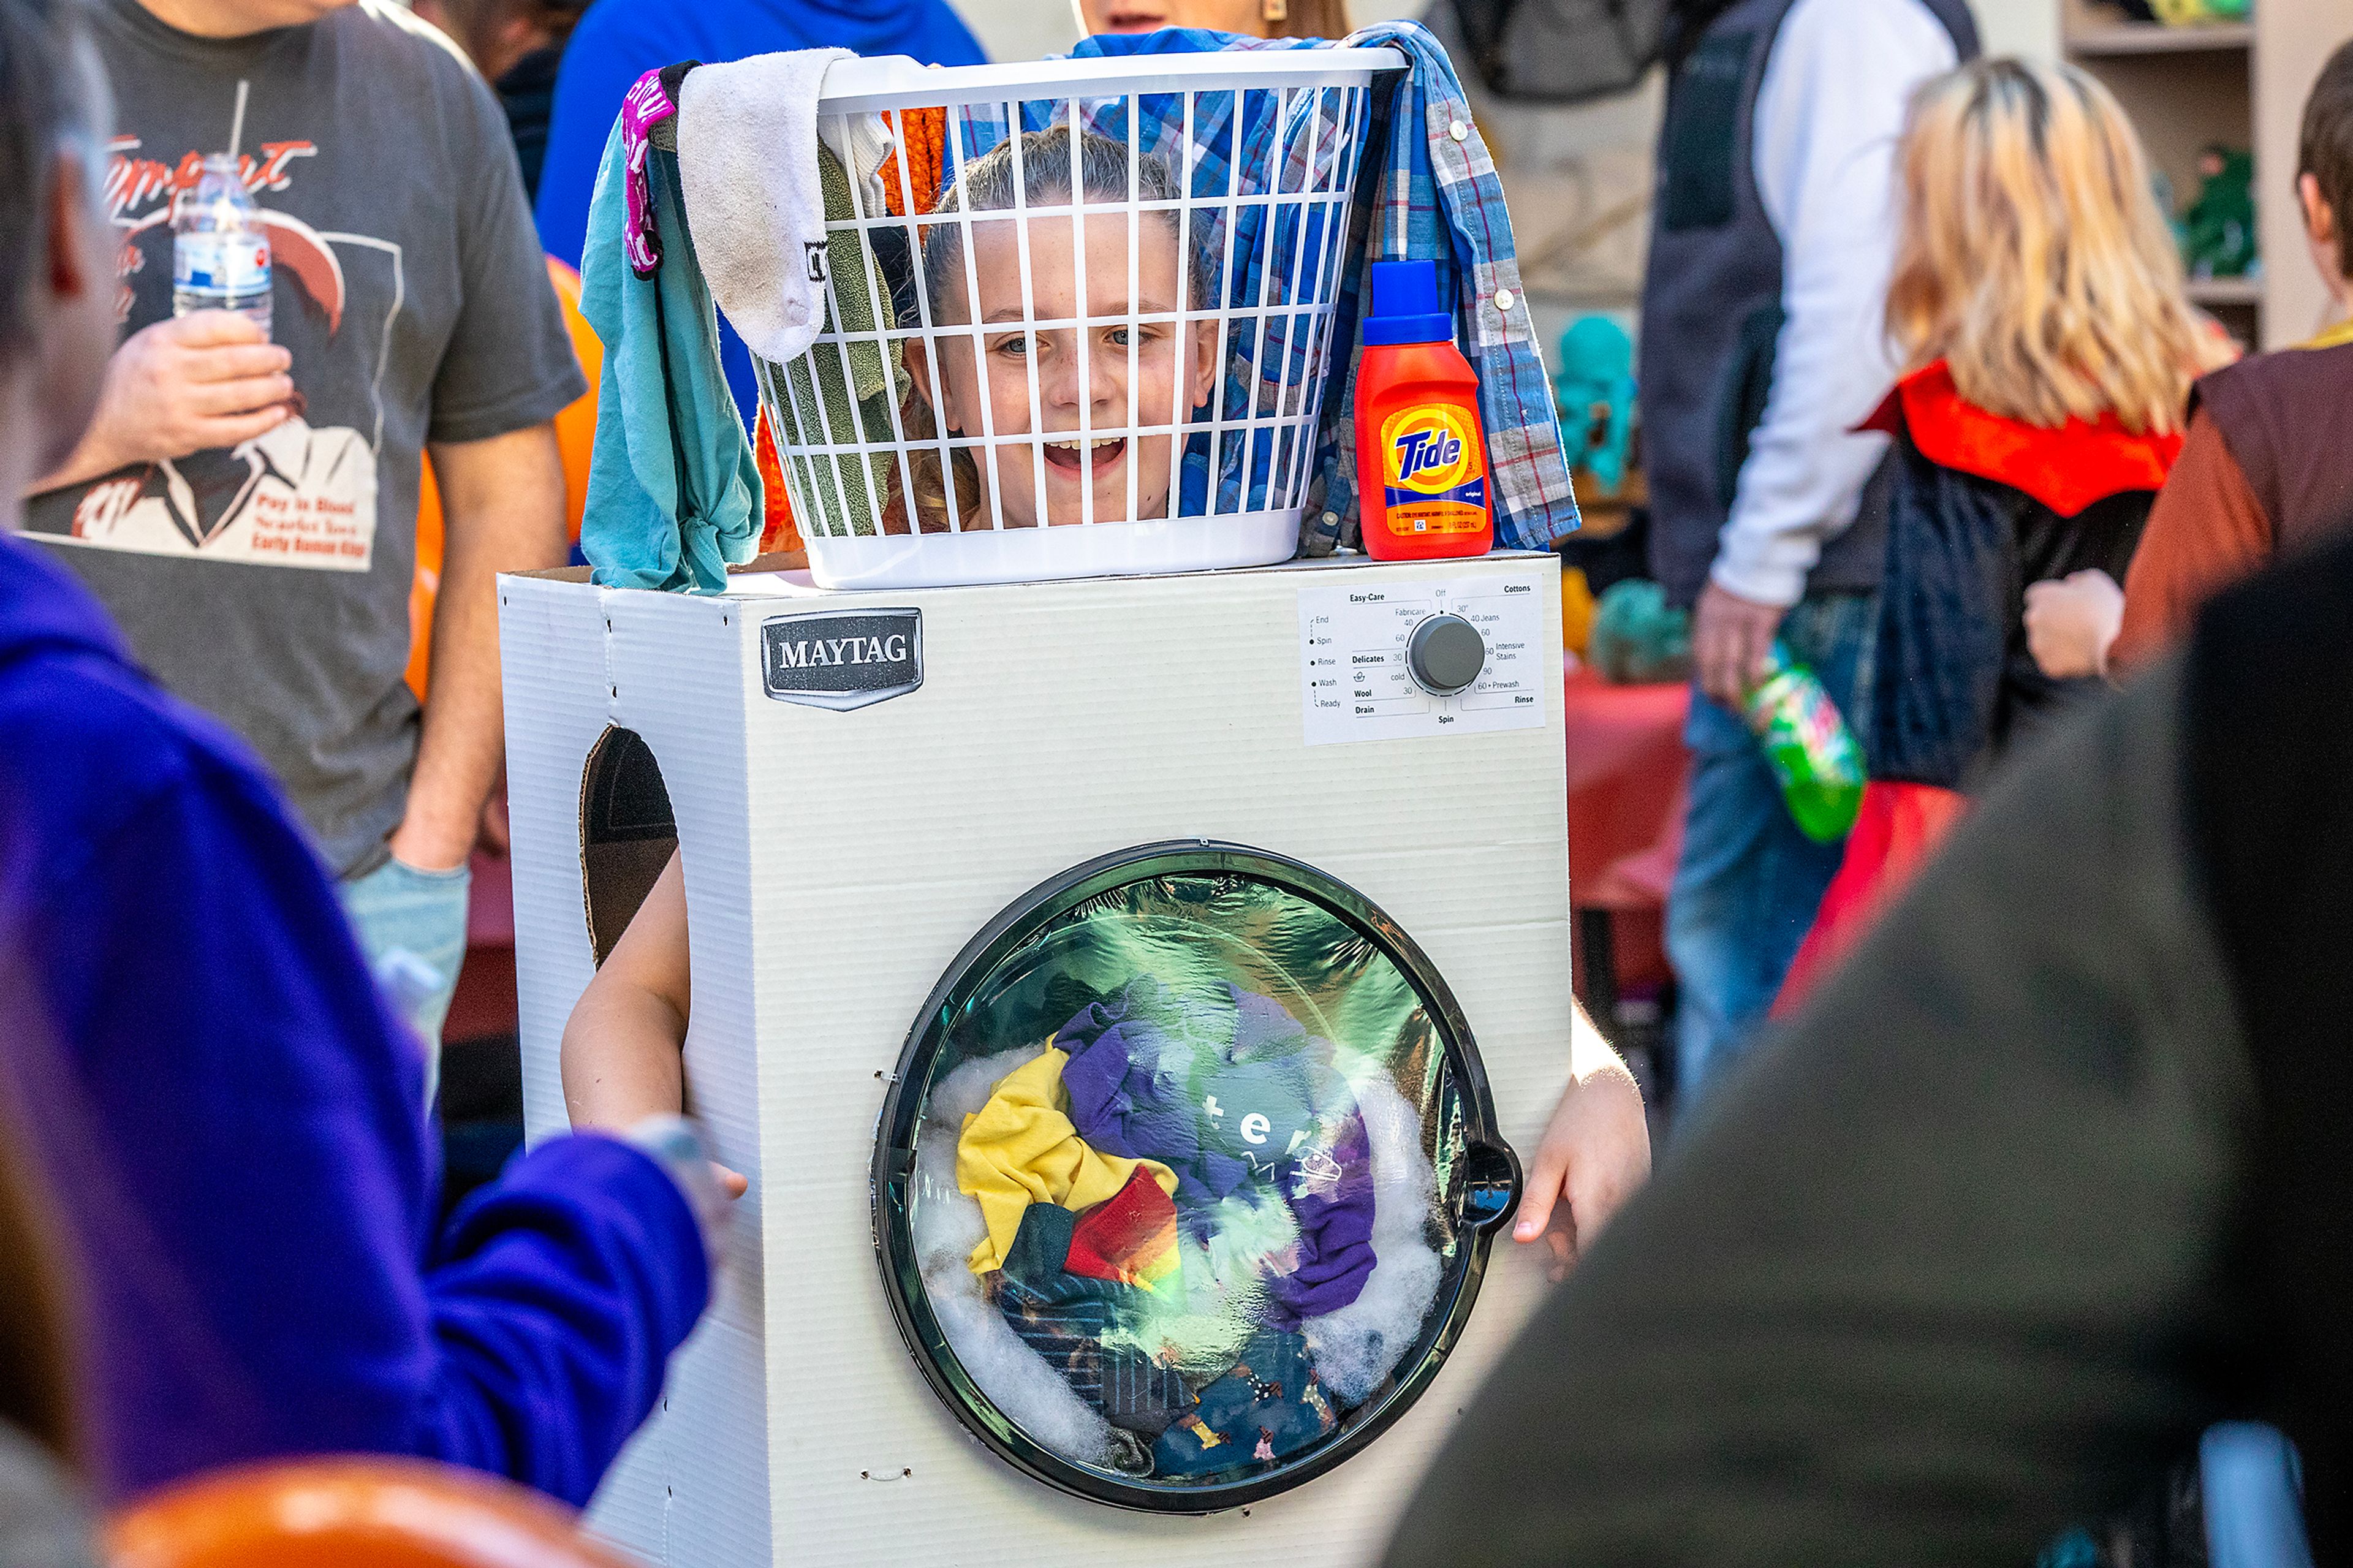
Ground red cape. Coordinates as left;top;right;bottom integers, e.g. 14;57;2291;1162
1860;360;2181;517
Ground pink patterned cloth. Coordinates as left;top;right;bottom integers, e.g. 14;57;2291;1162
620;67;683;276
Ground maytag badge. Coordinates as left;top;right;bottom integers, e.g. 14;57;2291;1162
760;608;922;711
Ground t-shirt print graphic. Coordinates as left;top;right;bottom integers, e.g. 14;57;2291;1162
39;134;386;572
72;411;376;568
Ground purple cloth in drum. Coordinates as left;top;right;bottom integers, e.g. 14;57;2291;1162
1056;979;1378;1325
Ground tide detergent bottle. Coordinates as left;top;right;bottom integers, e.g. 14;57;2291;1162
1356;259;1493;560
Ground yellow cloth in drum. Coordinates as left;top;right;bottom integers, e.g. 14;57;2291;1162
957;1047;1178;1276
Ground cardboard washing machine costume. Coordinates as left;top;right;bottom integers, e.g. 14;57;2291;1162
502;35;1585;1567
503;554;1572;1563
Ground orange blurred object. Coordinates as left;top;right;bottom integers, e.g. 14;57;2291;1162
753;405;803;555
106;1458;637;1568
406;257;604;699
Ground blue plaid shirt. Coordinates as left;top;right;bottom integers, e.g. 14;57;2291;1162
948;21;1578;552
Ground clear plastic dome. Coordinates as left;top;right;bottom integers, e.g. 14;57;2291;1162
872;843;1521;1512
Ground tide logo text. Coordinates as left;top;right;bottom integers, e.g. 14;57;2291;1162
1393;426;1462;482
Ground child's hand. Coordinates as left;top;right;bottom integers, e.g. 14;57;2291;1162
2023;569;2124;681
1512;1062;1651;1280
625;1115;745;1271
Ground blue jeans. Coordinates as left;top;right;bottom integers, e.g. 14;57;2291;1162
1669;589;1877;1105
338;853;472;1108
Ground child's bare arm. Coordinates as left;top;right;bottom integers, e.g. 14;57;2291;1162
562;849;694;1135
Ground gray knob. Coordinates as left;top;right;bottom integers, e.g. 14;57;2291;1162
1407;613;1487;696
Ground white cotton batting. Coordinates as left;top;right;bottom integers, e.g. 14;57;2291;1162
907;1049;1123;1469
1299;1070;1442;1406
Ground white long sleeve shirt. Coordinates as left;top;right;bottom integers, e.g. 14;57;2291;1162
1708;0;1960;608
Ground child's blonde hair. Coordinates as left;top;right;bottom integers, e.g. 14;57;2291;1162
903;129;1205;532
1885;57;2206;435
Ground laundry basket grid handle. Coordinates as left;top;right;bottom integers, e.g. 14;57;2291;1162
1126;100;1145;527
1064;105;1096;534
1284;84;1368;505
1268;85;1330;506
1006;116;1054;534
889;104;964;539
838;103;920;538
819;137;891;538
1205;81;1252;523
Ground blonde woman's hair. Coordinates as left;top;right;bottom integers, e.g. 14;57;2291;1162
1885;56;2207;435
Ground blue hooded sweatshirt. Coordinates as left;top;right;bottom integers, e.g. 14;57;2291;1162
0;530;707;1505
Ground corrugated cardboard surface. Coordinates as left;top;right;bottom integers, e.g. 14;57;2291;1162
501;554;1572;1567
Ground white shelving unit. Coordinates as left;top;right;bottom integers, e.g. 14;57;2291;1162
2062;0;2353;350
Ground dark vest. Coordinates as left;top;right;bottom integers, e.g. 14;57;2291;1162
2191;339;2353;561
1638;0;1979;608
2181;522;2353;1566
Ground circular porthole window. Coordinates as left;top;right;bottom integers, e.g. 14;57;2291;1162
871;841;1522;1513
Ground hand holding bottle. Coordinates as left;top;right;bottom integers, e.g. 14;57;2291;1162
32;312;292;492
1692;580;1787;708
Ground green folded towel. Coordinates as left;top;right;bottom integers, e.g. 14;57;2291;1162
763;144;909;537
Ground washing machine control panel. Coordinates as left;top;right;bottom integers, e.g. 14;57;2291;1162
1298;574;1550;745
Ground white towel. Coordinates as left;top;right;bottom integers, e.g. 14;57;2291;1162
675;48;854;366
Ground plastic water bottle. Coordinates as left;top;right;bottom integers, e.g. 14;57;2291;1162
172;153;271;338
1742;643;1865;843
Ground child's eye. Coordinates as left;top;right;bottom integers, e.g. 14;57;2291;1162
993;334;1031;358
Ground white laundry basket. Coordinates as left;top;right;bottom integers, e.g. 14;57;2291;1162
759;48;1407;589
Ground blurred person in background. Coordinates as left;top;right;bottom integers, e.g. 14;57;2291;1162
1382;519;2353;1566
18;0;583;1075
1641;0;1977;1102
1775;57;2219;1006
0;0;711;1507
1075;0;1352;39
2028;37;2353;682
412;0;586;202
532;0;985;428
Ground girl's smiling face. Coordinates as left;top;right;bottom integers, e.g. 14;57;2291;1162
907;206;1217;530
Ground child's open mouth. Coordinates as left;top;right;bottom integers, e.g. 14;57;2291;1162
1042;435;1126;475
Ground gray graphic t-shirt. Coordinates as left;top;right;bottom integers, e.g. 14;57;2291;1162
27;0;585;876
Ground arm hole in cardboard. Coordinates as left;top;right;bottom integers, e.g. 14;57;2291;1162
578;725;679;967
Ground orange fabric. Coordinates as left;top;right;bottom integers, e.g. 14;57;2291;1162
876;106;947;216
547;257;602;547
2111;409;2272;672
1772;781;1969;1018
753;406;802;555
1860;360;2181;519
407;257;601;699
106;1456;635;1568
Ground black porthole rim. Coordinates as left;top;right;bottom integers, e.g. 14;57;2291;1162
869;837;1516;1515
